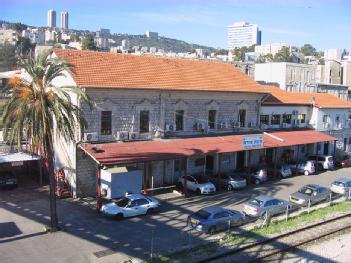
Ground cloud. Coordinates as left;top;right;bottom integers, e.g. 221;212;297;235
263;27;308;37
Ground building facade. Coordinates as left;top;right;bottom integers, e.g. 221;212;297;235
227;22;261;49
47;9;56;28
0;29;18;45
60;11;69;31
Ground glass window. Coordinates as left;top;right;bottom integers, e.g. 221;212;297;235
136;199;149;206
260;115;269;125
336;115;340;122
271;114;281;125
175;110;184;131
174;159;185;172
139;110;150;133
213;211;230;219
300;114;306;124
101;111;112;135
282;114;292;124
208;110;216;129
239;109;246;127
323;115;329;123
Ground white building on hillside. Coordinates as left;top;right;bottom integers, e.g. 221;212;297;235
255;43;289;56
227;22;261;49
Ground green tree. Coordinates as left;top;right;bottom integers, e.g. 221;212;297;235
274;46;293;62
81;35;97;50
70;34;79;42
0;42;17;71
2;51;91;231
16;36;35;56
300;44;317;57
10;22;26;33
215;49;228;55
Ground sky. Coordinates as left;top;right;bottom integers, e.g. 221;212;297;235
1;0;350;50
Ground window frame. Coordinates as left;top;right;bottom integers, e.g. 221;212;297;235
139;110;150;133
100;111;112;135
271;114;281;125
208;110;216;129
175;110;184;131
260;115;269;125
282;114;292;124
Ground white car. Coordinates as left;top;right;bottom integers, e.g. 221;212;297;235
331;178;351;195
178;175;216;194
101;194;160;219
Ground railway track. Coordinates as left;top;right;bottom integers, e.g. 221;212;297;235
197;212;351;263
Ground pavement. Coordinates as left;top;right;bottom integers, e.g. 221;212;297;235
1;167;351;263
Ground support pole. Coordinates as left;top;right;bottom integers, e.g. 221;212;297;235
248;151;252;174
333;140;337;160
39;159;43;186
315;144;319;172
143;162;148;195
217;154;222;191
295;145;299;177
273;148;278;179
184;157;188;197
97;166;102;213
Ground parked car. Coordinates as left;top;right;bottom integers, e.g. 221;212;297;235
187;206;245;234
334;155;351;168
289;184;331;206
235;167;268;185
331;178;351;196
178;175;216;194
210;173;247;191
265;164;292;178
0;171;18;189
308;155;334;170
242;195;290;217
101;194;160;219
288;161;315;176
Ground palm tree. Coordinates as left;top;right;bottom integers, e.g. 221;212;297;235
2;50;90;231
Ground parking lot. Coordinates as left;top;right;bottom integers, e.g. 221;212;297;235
1;167;351;263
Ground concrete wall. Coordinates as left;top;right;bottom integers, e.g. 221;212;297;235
76;148;97;197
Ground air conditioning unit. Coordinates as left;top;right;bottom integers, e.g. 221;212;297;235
166;124;175;131
129;132;139;140
117;131;129;141
84;132;98;142
197;123;204;130
234;122;240;128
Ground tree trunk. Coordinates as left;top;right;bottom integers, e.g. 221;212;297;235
45;147;58;231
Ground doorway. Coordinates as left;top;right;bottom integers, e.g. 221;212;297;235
205;155;214;175
324;142;330;155
236;151;246;169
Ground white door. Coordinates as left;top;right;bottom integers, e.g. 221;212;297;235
124;200;141;217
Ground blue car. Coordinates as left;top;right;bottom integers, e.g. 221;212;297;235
187;206;245;234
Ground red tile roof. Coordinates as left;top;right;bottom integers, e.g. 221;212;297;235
81;130;335;165
53;49;267;94
263;86;351;109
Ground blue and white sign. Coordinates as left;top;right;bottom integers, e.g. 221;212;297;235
242;135;264;150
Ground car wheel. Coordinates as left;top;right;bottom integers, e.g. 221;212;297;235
227;184;234;191
208;226;216;235
115;213;123;220
177;183;183;190
146;208;155;215
304;170;309;176
254;179;260;185
196;189;201;195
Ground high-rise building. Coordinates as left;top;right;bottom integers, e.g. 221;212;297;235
60;11;69;31
227;22;261;49
47;9;56;28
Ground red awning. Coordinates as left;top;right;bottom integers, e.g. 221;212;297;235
80;130;336;166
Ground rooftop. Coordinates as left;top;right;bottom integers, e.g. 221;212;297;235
53;48;267;94
262;86;351;109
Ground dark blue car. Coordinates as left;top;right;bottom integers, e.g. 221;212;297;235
187;206;245;234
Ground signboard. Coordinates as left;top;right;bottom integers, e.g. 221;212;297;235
242;135;264;150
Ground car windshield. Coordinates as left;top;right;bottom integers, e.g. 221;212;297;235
195;176;209;184
194;209;211;219
248;199;263;207
298;187;315;196
333;181;346;187
230;176;244;181
115;197;130;207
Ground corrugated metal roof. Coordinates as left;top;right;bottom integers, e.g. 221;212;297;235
80;130;336;165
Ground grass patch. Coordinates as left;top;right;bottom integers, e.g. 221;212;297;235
146;201;351;263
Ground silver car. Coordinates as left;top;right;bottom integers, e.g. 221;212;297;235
289;184;331;206
187;206;245;234
289;161;315;176
210;174;247;191
242;195;290;217
331;178;351;196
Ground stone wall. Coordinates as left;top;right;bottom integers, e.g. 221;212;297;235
76;148;97;197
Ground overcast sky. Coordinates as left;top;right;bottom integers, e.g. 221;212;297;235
1;0;350;51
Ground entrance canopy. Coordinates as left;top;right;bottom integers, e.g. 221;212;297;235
0;152;40;164
80;130;336;166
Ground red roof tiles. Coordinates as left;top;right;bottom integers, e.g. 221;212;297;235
263;86;351;109
53;49;267;94
81;130;335;165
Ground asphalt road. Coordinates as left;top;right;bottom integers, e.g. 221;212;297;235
1;167;351;263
